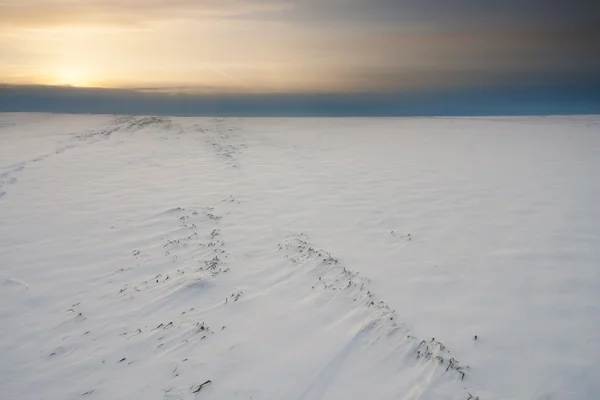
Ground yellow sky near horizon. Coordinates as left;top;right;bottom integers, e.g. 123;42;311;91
0;19;318;91
0;1;338;92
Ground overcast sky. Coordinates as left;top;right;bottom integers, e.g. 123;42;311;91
1;0;599;94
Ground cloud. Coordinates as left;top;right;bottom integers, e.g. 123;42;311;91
3;0;599;31
286;0;600;31
0;0;291;27
2;83;599;116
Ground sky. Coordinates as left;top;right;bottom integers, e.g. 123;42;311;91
1;0;600;115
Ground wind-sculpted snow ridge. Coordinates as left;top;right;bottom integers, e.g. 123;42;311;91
114;115;173;132
280;233;479;400
2;204;237;399
1;201;475;399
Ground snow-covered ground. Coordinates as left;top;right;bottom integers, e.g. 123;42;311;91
1;113;599;400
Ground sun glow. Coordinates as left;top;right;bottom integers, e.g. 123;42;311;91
54;66;92;87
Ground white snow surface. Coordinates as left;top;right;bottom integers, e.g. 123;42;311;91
1;113;599;400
